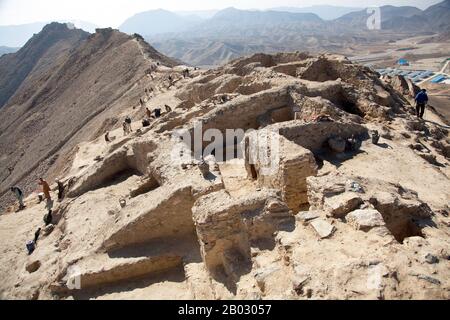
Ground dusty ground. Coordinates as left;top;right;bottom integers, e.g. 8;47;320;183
0;49;449;300
350;34;450;72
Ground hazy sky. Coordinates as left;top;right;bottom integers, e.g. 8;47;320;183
0;0;443;27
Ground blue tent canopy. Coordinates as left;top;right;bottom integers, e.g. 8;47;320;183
431;75;446;83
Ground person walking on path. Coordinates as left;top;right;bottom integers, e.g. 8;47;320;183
415;89;428;119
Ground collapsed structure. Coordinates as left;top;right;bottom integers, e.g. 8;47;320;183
0;52;449;300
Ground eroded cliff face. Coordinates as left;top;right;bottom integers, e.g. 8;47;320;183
0;51;449;300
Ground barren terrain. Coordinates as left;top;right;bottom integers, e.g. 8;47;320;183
0;47;449;300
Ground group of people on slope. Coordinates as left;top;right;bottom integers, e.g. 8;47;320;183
10;178;65;255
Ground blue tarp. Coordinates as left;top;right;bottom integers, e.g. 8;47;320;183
431;75;446;83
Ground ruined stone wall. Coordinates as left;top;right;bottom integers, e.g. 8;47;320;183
67;148;130;197
192;189;290;273
275;121;369;154
103;186;196;251
128;139;157;175
202;86;289;131
244;132;318;211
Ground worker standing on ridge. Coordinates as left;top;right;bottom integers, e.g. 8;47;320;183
123;116;133;135
10;186;26;210
56;179;65;201
415;89;428;119
38;178;51;200
122;121;128;136
154;108;161;118
38;178;52;210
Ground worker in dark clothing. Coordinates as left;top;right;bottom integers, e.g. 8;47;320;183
44;210;53;226
415;89;428;119
10;186;25;210
124;116;133;134
34;228;41;244
154;108;161;118
56;179;65;201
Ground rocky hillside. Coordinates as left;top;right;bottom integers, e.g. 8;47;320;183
0;23;89;108
0;23;179;210
0;51;448;300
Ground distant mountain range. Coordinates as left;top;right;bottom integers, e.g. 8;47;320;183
335;2;450;31
0;20;98;47
141;2;448;66
270;5;363;20
1;1;449;65
119;9;203;35
0;46;19;57
144;2;450;66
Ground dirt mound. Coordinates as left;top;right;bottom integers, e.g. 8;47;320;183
0;50;449;300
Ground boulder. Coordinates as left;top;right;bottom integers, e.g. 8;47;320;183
370;191;433;219
424;253;439;264
310;219;335;239
324;193;363;218
346;209;385;232
26;260;41;273
406;78;420;98
296;211;321;223
418;152;439;166
42;224;55;236
391;75;409;95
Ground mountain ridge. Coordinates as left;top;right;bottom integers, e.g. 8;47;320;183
0;23;178;207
